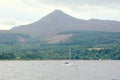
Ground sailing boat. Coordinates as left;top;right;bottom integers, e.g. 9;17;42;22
64;47;75;66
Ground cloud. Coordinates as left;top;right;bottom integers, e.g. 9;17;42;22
0;18;31;30
22;0;120;8
0;24;11;30
21;0;120;20
2;20;17;26
2;18;21;26
0;0;120;30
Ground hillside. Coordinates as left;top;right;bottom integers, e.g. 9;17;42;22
11;10;120;36
0;10;120;60
0;31;120;60
57;31;120;47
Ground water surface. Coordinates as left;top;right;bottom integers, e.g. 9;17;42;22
0;60;120;80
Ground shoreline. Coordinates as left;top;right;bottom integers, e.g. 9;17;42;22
0;60;119;62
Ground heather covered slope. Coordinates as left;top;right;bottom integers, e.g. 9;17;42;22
11;10;120;36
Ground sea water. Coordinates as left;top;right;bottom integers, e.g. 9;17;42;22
0;60;120;80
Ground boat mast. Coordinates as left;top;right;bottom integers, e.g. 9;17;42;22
69;47;71;62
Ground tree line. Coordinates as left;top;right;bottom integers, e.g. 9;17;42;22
0;31;120;60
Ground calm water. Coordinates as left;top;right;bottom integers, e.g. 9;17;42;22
0;60;120;80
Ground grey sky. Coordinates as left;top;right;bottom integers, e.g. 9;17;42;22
23;0;120;8
0;0;120;30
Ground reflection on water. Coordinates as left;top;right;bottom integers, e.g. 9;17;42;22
0;60;120;80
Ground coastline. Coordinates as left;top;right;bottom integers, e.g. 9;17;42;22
0;60;119;62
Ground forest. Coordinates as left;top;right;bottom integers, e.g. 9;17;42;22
0;30;120;60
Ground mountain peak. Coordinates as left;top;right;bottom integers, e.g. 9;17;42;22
11;10;120;35
40;9;76;22
47;9;67;17
52;9;64;14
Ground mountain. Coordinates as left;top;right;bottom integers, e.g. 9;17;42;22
0;10;120;60
11;10;120;36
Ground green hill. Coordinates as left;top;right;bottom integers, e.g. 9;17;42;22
0;30;120;60
57;30;120;47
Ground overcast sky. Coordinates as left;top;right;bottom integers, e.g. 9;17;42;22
0;0;120;30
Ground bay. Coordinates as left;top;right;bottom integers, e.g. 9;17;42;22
0;60;120;80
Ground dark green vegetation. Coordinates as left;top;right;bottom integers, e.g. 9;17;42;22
0;30;120;60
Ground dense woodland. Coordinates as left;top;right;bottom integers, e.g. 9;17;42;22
0;30;120;60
